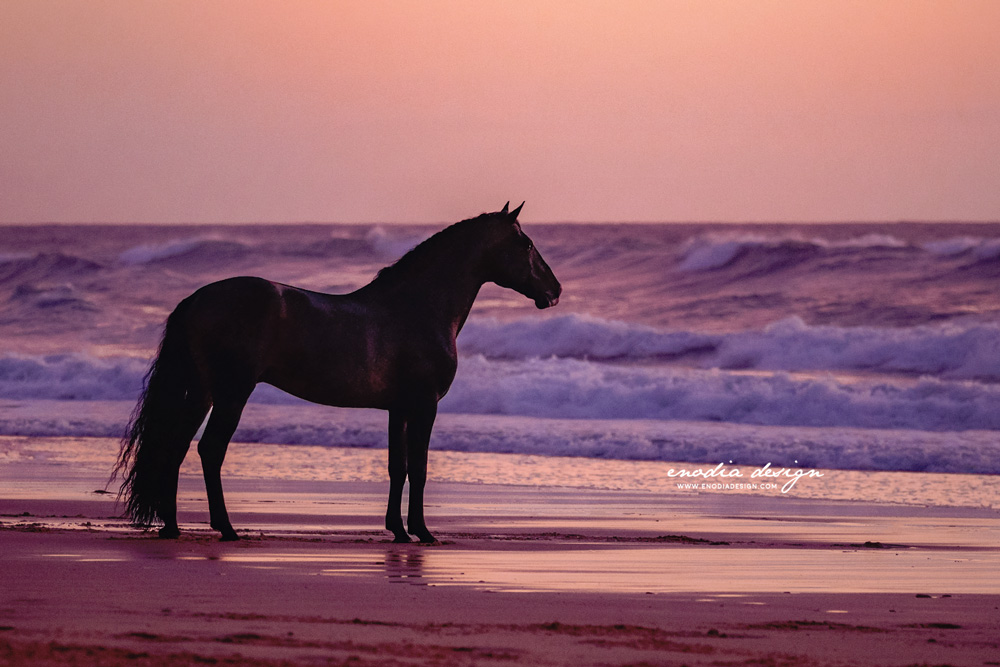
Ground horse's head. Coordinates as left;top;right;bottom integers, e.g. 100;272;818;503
485;202;561;309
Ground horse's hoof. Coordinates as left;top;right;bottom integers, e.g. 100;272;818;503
413;532;438;545
218;530;240;542
392;533;412;544
157;526;180;539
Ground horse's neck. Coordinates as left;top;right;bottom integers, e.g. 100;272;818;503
373;253;486;337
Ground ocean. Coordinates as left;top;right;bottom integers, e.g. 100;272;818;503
2;220;1000;490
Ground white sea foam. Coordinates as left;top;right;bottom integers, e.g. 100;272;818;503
442;355;1000;432
831;233;909;249
2;400;998;475
713;317;1000;380
3;347;997;433
0;353;147;400
460;314;1000;381
459;314;716;360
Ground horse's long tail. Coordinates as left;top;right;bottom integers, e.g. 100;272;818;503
112;298;198;527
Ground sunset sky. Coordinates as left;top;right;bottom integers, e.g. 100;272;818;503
2;1;998;224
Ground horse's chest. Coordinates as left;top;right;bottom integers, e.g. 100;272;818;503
385;337;458;396
316;341;455;407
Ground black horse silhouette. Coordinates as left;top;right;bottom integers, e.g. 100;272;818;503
113;203;561;543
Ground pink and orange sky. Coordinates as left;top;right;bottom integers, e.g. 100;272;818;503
2;1;998;224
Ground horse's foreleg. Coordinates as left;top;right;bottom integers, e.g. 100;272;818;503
405;403;438;544
385;410;409;543
197;396;247;541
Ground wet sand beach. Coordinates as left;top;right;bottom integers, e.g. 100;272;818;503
2;436;999;666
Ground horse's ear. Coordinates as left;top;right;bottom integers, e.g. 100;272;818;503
510;202;524;219
500;202;509;215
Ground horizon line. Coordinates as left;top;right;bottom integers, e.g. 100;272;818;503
3;219;1000;227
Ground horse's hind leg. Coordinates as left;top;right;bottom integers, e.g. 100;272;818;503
198;391;250;541
158;391;211;539
385;410;409;543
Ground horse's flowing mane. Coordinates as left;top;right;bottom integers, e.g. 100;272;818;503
372;212;495;286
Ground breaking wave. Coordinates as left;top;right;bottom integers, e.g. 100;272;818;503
0;252;104;285
676;233;911;273
460;315;1000;381
442;355;1000;432
2;400;998;474
3;344;999;432
0;353;147;400
922;236;1000;261
459;314;717;361
118;237;253;265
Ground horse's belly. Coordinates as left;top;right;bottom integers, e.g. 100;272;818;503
260;370;391;410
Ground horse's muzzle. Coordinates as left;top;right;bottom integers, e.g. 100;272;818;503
535;297;558;309
535;286;561;309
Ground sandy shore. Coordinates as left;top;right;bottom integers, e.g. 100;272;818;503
2;437;999;666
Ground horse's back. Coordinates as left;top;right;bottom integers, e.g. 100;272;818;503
171;276;456;409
